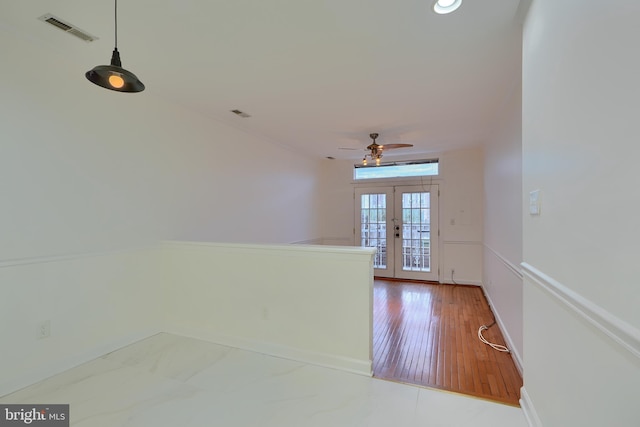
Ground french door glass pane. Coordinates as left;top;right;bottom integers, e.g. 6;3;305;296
360;194;387;268
401;192;430;272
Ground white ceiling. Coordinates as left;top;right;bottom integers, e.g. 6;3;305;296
0;0;526;160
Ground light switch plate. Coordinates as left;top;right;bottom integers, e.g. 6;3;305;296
529;190;541;215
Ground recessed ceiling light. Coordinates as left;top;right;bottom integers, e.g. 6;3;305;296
433;0;462;15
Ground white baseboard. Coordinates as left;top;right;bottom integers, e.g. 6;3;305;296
166;325;373;377
481;245;524;375
0;328;160;398
1;325;373;399
482;288;524;376
441;279;482;286
520;387;542;427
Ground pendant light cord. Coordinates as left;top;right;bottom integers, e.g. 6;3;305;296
86;0;144;92
114;0;118;48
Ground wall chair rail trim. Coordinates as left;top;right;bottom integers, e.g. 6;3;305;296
521;262;640;359
485;244;523;279
0;245;157;269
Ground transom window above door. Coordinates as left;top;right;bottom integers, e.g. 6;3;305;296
354;159;439;180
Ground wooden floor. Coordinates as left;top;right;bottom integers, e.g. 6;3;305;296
373;279;522;406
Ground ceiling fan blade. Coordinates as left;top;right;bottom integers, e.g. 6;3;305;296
379;143;413;150
338;147;360;150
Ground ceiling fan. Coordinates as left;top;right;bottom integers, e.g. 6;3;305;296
363;133;413;165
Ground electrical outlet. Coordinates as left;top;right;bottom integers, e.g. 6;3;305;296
37;320;51;339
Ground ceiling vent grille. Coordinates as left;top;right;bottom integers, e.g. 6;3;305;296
231;109;251;118
38;14;98;42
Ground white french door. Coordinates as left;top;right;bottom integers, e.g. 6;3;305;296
355;185;439;281
355;188;394;277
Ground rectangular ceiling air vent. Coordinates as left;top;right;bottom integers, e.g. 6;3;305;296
231;109;251;118
38;14;98;42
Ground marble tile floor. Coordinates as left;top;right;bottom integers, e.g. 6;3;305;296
1;333;528;426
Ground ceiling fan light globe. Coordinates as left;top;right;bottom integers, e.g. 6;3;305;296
438;0;456;7
433;0;462;14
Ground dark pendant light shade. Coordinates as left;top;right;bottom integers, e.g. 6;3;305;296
86;0;144;93
86;48;144;92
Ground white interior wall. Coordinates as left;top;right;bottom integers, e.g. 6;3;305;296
0;248;164;396
319;159;356;246
439;147;484;285
1;242;375;397
321;148;484;284
0;26;325;395
482;80;523;371
0;27;323;260
521;1;640;425
163;241;375;375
